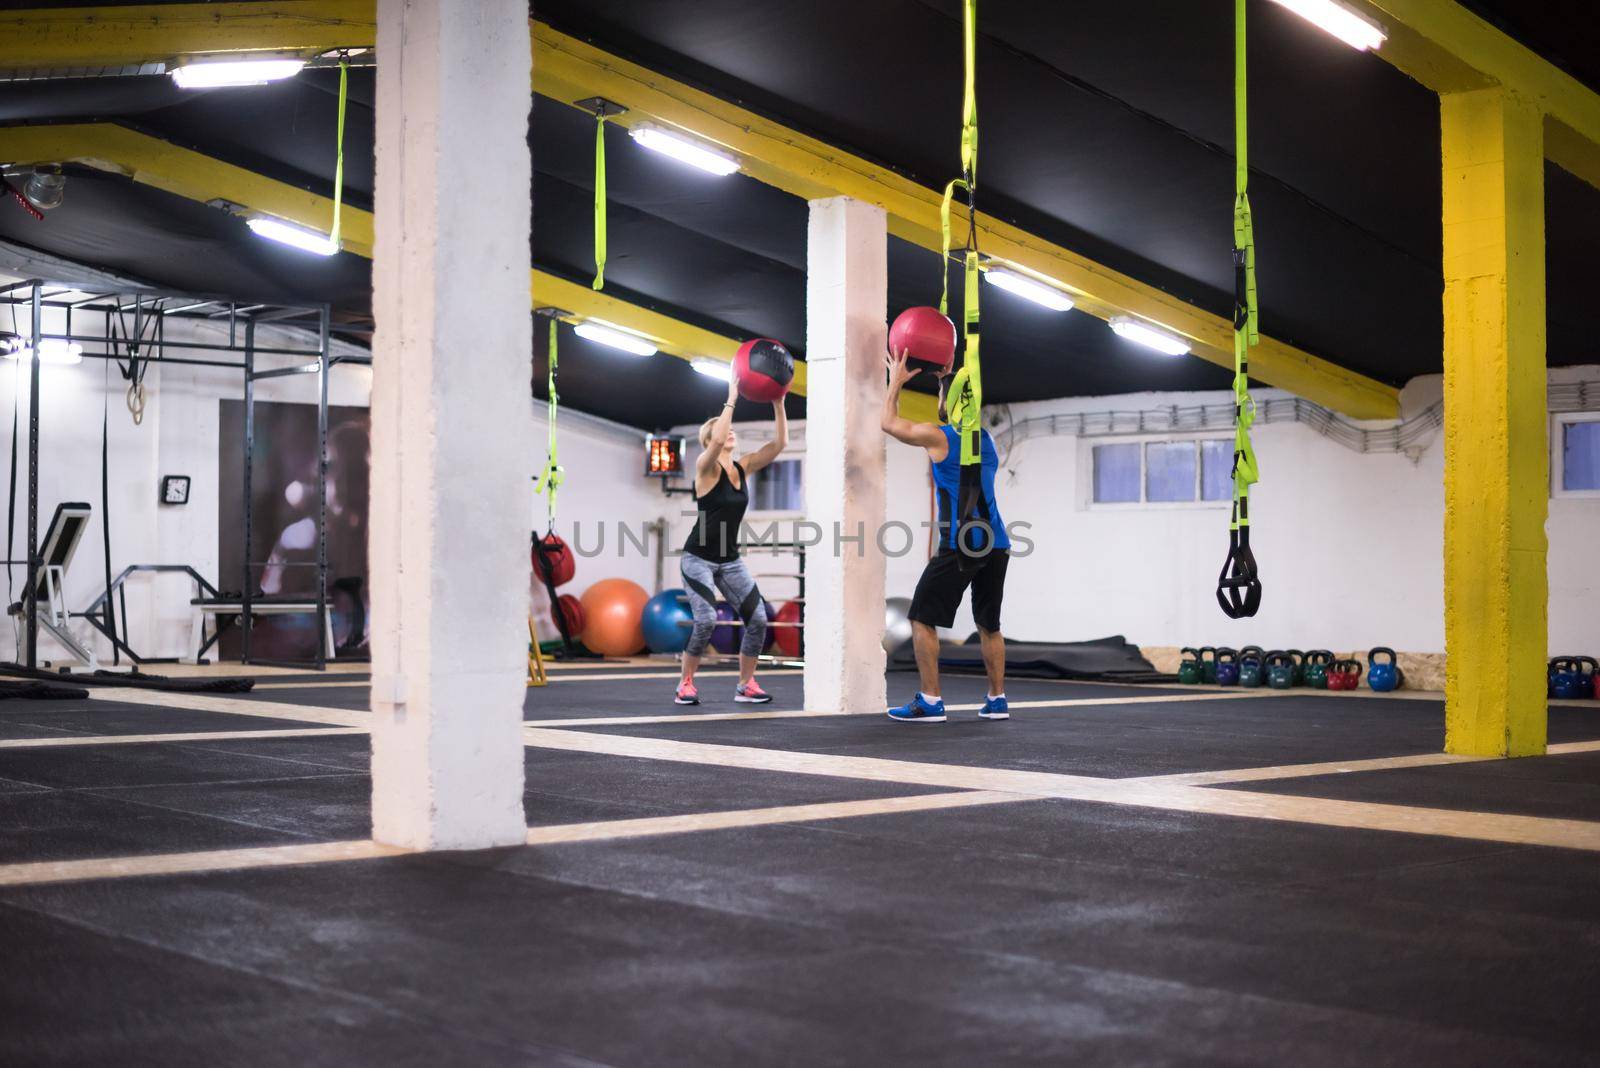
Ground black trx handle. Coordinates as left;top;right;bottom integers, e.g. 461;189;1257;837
1216;501;1262;619
1232;246;1250;332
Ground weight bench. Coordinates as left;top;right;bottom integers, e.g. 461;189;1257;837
7;501;97;669
189;597;337;663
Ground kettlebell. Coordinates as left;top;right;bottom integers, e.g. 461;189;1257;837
1328;658;1363;691
1577;656;1598;699
1199;646;1218;684
1239;651;1264;689
1549;657;1583;700
1285;649;1306;686
1238;645;1266;666
1214;647;1240;687
1303;650;1334;690
1367;647;1403;692
1178;647;1202;685
1265;651;1295;690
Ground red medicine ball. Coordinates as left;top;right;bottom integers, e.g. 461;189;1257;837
889;306;956;372
734;338;795;403
532;532;576;587
553;593;586;638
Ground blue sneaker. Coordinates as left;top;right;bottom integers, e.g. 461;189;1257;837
979;695;1009;721
887;693;946;724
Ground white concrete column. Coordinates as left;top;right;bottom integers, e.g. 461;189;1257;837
803;196;888;714
368;0;532;849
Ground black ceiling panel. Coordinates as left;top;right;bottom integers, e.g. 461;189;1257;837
2;1;1596;431
1458;0;1600;95
0;170;372;310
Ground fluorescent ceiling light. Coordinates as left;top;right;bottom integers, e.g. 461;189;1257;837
3;338;83;365
574;320;658;357
628;125;740;176
1108;316;1190;357
983;268;1075;311
246;216;339;256
691;357;732;381
170;57;306;89
1266;0;1386;51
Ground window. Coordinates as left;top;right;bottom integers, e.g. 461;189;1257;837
1091;443;1140;503
1087;437;1234;507
750;457;804;513
1201;440;1235;502
1553;414;1600;498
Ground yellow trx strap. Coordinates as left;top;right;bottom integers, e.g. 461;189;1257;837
329;61;348;250
940;0;982;467
533;317;563;527
592;113;608;290
938;178;969;317
1217;0;1262;618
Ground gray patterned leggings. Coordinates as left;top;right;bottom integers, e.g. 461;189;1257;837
680;553;767;657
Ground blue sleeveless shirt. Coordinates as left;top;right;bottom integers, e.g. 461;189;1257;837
931;425;1009;553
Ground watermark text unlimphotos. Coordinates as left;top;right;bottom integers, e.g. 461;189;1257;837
567;517;1034;559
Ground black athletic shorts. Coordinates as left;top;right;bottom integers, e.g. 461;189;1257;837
908;549;1008;632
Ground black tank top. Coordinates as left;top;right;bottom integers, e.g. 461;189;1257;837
683;461;748;563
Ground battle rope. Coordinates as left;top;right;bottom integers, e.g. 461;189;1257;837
593;112;608;290
1217;0;1262;619
330;60;349;250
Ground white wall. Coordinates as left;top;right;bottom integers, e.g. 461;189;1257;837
0;297;663;661
4;285;1593;662
528;407;675;639
903;368;1597;655
0;303;376;662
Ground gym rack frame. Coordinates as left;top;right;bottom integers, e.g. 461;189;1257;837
0;278;371;671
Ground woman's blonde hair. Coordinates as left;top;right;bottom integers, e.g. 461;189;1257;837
698;417;721;448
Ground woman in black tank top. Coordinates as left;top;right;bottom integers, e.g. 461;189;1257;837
675;371;789;706
682;459;749;562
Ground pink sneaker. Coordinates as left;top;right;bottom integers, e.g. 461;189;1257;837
674;680;699;706
734;680;773;704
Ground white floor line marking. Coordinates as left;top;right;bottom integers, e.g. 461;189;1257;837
535;670;775;683
0;727;370;750
0;838;408;888
525;690;1265;727
8;735;1600;887
525;790;1024;845
0;791;1024;887
137;662;373;679
1136;738;1600;787
252;681;371;690
1135;752;1494;786
1547;739;1600;755
86;688;368;727
525;728;1600;853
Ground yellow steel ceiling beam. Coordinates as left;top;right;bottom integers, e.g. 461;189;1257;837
1351;0;1600;190
530;24;1399;420
0;3;1397;418
0;123;932;418
0;1;373;70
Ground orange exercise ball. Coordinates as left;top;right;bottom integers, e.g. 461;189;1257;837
579;578;650;657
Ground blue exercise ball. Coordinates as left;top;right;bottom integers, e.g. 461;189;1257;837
641;588;692;654
709;603;739;654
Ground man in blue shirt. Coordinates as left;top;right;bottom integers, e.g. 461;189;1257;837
880;349;1009;724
